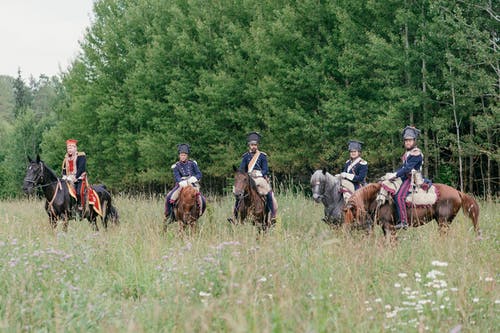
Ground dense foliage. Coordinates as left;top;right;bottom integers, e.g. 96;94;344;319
0;0;498;197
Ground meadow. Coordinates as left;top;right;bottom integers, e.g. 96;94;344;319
0;193;498;332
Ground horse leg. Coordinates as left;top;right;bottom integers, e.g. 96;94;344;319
437;217;451;236
62;213;69;232
89;210;99;231
101;200;108;230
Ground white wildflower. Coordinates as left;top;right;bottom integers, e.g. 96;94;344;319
431;260;448;267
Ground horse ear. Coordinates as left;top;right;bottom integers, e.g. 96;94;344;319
36;154;41;163
322;168;327;175
27;155;33;163
232;165;238;172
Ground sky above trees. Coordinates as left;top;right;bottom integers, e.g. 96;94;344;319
0;0;94;78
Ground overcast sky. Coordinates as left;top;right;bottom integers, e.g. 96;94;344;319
0;0;95;79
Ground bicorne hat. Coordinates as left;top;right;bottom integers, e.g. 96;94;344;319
177;143;190;154
66;139;78;146
348;140;363;152
246;132;261;144
402;126;421;140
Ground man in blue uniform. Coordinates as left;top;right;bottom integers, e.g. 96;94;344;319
61;139;87;210
387;126;423;230
165;143;202;222
339;140;368;203
230;132;277;223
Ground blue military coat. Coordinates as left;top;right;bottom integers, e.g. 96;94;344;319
342;157;368;189
239;151;269;176
172;160;202;183
395;147;423;181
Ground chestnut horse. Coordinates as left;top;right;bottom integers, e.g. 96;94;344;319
232;170;272;232
174;185;204;232
343;182;481;238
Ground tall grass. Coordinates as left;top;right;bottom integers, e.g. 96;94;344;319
0;194;498;332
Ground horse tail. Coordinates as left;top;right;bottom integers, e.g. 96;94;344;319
458;192;480;235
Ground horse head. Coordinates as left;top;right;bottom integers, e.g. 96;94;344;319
233;170;250;200
310;169;327;202
177;185;199;225
342;183;382;226
23;155;44;194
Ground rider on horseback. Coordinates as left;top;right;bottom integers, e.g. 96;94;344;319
61;139;86;210
339;140;368;203
229;132;277;224
382;126;423;230
165;143;202;223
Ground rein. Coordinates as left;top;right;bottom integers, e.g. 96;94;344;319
25;179;59;189
47;179;62;218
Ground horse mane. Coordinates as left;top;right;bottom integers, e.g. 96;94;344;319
344;182;381;224
311;170;341;194
247;175;259;193
39;160;59;182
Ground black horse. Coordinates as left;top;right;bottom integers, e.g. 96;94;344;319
22;155;119;231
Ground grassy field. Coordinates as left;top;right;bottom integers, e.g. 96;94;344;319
0;193;498;332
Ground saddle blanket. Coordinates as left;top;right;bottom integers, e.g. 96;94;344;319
405;185;438;207
65;181;102;216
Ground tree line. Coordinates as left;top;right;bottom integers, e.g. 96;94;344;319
0;0;498;198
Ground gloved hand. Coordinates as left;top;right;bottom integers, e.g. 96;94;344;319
67;175;76;182
341;172;354;181
179;180;188;187
62;175;68;180
387;173;397;181
188;176;198;184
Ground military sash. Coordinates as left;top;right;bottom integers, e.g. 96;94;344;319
347;157;361;173
247;151;261;173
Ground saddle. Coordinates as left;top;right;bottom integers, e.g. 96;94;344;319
405;184;438;207
376;171;437;206
64;179;103;216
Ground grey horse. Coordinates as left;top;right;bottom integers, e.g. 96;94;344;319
310;169;344;225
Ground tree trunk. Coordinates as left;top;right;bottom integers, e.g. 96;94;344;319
450;70;464;192
422;56;428;178
468;118;473;193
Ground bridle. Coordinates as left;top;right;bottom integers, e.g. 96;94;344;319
312;177;326;200
25;162;58;189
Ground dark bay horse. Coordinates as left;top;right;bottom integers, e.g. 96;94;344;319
22;155;119;231
343;182;481;238
232;170;272;232
173;185;205;233
310;169;344;225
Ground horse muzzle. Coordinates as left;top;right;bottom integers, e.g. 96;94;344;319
233;191;245;200
22;182;34;194
312;193;323;203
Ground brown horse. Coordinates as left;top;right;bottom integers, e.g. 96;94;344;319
344;182;481;238
232;170;272;232
174;185;204;233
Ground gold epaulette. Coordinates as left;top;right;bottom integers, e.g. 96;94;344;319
78;152;86;156
359;159;368;165
410;147;422;156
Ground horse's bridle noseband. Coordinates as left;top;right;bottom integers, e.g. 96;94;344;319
25;162;57;188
